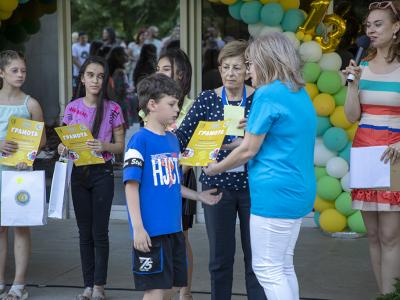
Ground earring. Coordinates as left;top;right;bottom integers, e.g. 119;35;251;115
394;32;397;39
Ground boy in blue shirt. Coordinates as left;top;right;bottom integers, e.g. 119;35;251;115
124;73;221;300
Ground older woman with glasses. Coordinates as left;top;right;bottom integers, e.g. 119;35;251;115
343;0;400;295
176;40;266;300
204;33;316;300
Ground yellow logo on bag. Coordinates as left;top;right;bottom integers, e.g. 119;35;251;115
15;191;30;206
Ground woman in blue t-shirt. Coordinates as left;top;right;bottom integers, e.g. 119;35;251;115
204;32;317;300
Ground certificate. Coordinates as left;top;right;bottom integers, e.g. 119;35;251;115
224;105;244;137
0;117;44;167
180;121;227;167
55;124;105;166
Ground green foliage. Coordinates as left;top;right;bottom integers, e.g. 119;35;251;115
377;279;400;300
71;0;179;41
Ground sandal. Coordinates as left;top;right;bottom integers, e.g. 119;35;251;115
3;287;28;300
91;290;106;300
76;287;92;300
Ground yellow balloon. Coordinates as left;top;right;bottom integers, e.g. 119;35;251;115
280;0;300;10
260;0;280;3
319;208;347;233
297;0;331;37
330;106;352;129
315;14;347;53
346;121;358;141
0;9;12;20
303;34;313;42
314;195;335;212
295;31;304;41
313;93;335;116
0;0;18;12
220;0;237;4
305;83;319;100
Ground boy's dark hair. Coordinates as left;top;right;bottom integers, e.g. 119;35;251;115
137;73;182;115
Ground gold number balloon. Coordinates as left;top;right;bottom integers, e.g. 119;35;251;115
315;14;347;52
297;0;331;38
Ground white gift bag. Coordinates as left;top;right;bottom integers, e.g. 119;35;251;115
48;159;73;219
1;170;47;226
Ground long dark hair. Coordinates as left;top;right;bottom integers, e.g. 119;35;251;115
73;56;109;138
159;48;192;109
0;50;25;89
107;46;128;76
133;44;157;87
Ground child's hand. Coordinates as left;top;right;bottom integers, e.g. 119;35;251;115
133;226;152;253
0;140;18;155
203;162;219;176
197;188;222;205
86;139;105;153
16;162;28;170
57;143;68;156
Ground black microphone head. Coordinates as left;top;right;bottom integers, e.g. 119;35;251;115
356;35;371;49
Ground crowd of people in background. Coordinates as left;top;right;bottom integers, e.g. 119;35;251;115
71;24;232;129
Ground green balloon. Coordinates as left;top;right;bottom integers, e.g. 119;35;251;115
302;62;321;83
282;9;305;32
348;211;367;233
317;71;342;94
229;1;243;21
315;167;327;180
339;142;351;163
21;19;41;35
316;116;331;136
260;3;284;27
323;127;348;152
4;24;28;44
240;1;262;24
334;86;348;106
317;176;342;201
335;192;355;216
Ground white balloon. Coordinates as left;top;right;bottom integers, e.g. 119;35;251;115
283;31;300;49
259;25;283;36
248;23;265;37
315;137;324;146
319;52;342;71
341;172;351;192
326;156;349;178
314;142;337;167
299;41;323;63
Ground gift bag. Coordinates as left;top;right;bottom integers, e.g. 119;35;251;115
48;158;73;219
1;170;47;226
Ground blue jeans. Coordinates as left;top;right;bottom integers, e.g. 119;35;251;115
71;161;114;287
203;185;267;300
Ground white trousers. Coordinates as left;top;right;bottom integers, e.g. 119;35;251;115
250;214;302;300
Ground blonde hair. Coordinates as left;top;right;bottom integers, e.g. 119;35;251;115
218;40;248;65
245;32;304;91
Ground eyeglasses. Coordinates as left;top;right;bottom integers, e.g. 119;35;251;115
369;1;400;20
244;60;253;70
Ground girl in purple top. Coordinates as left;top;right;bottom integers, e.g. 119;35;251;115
58;56;125;300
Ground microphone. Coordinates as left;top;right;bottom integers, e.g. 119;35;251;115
347;35;371;82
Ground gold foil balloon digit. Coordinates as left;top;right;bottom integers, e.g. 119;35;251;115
297;0;331;39
315;14;347;53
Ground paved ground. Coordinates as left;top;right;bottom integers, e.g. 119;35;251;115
1;219;378;300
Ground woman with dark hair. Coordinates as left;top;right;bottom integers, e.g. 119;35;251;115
89;40;104;57
132;43;157;88
343;1;400;295
107;46;131;126
202;48;222;91
127;28;148;84
58;56;125;300
102;27;117;48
